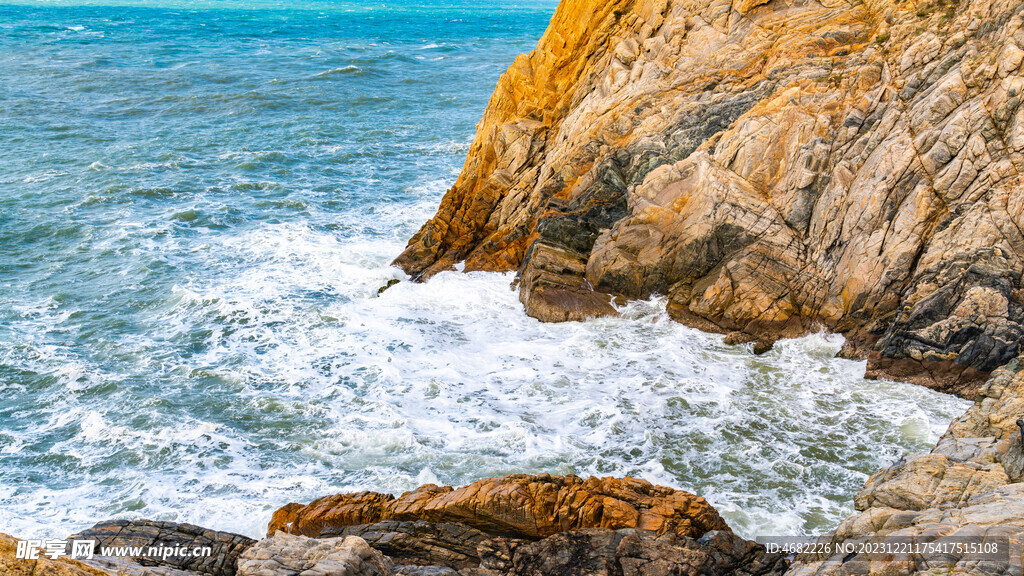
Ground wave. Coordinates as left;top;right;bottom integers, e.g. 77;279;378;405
311;65;362;78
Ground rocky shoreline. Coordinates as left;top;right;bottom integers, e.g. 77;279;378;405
392;0;1024;397
3;360;1023;575
6;0;1023;572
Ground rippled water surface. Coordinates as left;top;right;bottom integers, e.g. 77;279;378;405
0;0;970;540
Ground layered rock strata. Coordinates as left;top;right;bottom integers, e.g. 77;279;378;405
70;520;256;576
394;0;1024;395
788;360;1024;575
265;474;786;576
266;474;728;541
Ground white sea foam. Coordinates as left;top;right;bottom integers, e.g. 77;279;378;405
0;218;971;541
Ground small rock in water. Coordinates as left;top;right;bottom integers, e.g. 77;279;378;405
377;279;400;296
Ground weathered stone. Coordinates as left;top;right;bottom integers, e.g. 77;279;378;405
70;520;255;576
268;475;728;542
0;533;112;576
320;521;488;569
853;453;1010;511
394;0;1024;395
476;528;786;576
236;533;393;576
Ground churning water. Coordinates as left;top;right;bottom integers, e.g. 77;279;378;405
0;0;970;541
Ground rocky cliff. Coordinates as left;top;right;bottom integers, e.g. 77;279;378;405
393;0;1024;395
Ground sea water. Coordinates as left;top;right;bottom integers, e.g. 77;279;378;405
0;0;970;540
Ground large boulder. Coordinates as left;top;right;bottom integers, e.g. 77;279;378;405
267;474;728;542
477;528;786;576
236;533;392;576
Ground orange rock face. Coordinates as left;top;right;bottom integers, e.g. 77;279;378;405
267;474;729;541
394;0;1024;395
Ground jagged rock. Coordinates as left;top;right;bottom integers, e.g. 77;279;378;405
853;453;1010;511
0;533;111;576
320;521;488;569
394;0;1024;395
475;528;786;576
70;520;256;576
267;474;729;542
236;533;393;576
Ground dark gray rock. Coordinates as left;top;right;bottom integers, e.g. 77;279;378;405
70;520;255;576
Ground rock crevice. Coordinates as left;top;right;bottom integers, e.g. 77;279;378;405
394;0;1024;395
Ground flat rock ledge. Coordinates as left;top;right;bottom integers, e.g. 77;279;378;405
789;360;1024;576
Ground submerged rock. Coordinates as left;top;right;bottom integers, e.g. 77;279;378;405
267;474;728;541
393;0;1024;395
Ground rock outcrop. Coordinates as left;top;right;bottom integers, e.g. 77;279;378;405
394;0;1024;395
236;533;393;576
477;528;786;576
788;360;1024;575
70;520;256;576
266;474;784;576
267;474;728;541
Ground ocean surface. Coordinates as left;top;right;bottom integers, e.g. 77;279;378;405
0;0;971;541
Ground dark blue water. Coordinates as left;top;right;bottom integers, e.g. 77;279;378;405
0;0;969;540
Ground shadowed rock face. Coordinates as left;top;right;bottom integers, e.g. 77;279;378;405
266;474;729;542
393;0;1024;395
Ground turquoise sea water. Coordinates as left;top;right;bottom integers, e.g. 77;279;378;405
0;0;970;541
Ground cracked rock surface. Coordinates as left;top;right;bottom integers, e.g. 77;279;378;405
394;0;1024;395
266;474;728;542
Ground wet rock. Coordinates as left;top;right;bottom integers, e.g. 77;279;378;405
320;521;488;569
268;474;728;542
70;520;255;576
393;0;1024;394
393;566;460;576
377;279;400;296
236;533;393;576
